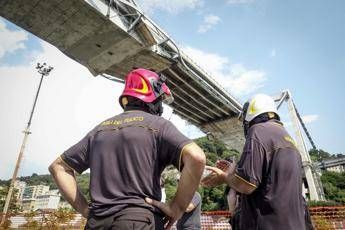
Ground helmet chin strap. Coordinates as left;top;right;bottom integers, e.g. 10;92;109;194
244;112;280;137
147;99;163;116
241;102;250;137
122;95;164;116
243;120;250;137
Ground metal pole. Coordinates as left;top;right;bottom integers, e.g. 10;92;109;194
1;63;53;226
285;91;322;200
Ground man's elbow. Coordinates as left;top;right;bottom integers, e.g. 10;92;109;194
182;143;206;173
48;161;57;175
192;143;206;165
48;158;68;176
193;150;206;167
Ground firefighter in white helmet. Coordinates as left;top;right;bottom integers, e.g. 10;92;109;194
202;94;307;230
241;93;279;137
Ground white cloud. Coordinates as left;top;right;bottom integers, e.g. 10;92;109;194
162;105;204;139
226;0;254;4
0;20;28;59
183;46;228;74
302;114;319;124
0;41;205;179
0;41;123;179
136;0;203;14
182;46;266;97
282;114;319;128
198;14;221;33
270;49;276;58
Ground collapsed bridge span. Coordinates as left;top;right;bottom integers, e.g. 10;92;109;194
0;0;245;150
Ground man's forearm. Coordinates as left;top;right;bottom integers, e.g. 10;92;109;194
225;173;256;195
49;159;89;217
171;144;205;214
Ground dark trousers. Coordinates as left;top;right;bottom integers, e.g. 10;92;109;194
85;207;164;230
229;208;241;230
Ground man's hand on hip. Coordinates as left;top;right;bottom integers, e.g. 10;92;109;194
81;206;89;218
145;197;184;230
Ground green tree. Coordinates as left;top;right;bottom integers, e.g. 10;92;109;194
160;166;179;203
199;185;228;211
195;137;239;159
308;149;343;162
194;136;239;211
321;171;345;204
76;173;90;201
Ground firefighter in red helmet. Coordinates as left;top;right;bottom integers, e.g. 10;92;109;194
49;68;206;230
119;68;173;116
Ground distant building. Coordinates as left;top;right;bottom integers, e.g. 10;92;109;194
14;180;26;201
21;199;36;212
317;157;345;173
21;185;50;212
35;185;50;197
11;183;64;212
34;194;60;210
46;189;59;196
22;185;49;200
327;165;345;173
22;186;35;200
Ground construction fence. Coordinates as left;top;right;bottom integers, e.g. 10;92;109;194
1;206;345;229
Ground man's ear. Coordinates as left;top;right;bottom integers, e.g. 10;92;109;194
121;97;128;107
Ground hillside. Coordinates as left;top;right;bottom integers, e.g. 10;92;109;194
1;137;344;211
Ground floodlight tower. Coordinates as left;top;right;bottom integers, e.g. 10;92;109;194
1;63;53;226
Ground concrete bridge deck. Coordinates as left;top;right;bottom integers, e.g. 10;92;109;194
0;0;245;150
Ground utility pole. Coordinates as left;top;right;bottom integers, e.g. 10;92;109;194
1;63;53;226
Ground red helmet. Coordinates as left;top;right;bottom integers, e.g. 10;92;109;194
119;68;173;108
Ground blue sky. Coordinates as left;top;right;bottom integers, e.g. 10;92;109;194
138;0;345;154
0;0;344;179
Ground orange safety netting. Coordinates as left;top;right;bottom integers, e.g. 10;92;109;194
201;211;231;229
1;206;345;229
201;207;345;230
309;206;345;230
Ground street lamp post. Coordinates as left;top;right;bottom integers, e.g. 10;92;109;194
0;63;53;226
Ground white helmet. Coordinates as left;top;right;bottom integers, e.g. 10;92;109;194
241;94;278;122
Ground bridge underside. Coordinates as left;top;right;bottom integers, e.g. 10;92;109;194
0;0;245;151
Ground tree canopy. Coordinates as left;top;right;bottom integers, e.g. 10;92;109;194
320;171;345;204
309;149;345;162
